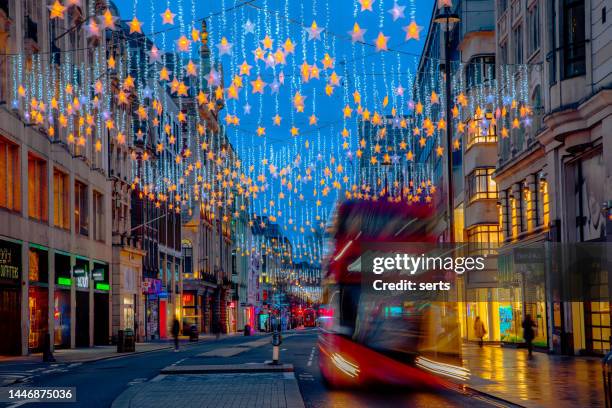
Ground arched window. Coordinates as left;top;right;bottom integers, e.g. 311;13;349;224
531;85;542;131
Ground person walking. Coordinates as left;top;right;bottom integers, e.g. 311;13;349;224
474;316;487;348
172;318;180;351
522;314;537;359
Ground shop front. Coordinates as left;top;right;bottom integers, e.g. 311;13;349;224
28;245;49;352
143;277;162;340
74;257;90;347
0;239;22;355
54;253;71;348
93;262;110;345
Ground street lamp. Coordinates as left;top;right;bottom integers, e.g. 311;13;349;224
433;5;461;243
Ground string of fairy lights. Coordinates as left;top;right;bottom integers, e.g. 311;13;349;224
7;0;536;301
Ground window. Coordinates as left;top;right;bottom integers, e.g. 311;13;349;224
500;41;508;66
528;4;540;55
467;168;497;201
466;55;495;88
74;181;88;236
562;0;586;78
522;182;533;232
93;191;104;241
510;196;519;239
531;86;543;131
53;168;69;229
0;137;20;212
28;153;47;221
513;25;523;64
182;241;193;279
467;112;497;148
538;178;550;229
467;225;501;255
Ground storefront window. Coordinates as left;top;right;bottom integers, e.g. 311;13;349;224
54;290;70;348
28;286;48;351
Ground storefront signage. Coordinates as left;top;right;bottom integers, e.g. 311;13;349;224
513;248;544;264
95;282;110;291
92;268;105;281
142;278;162;294
73;266;87;277
76;275;89;288
57;277;71;286
0;246;19;280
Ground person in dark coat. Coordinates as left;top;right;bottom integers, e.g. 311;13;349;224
172;318;180;351
212;320;222;340
522;314;536;358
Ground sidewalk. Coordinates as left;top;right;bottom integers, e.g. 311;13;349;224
0;333;245;364
112;365;304;408
462;343;604;408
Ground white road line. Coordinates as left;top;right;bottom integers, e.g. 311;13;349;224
7;399;37;408
306;346;315;367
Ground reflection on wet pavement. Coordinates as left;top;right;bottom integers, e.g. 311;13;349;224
463;344;604;407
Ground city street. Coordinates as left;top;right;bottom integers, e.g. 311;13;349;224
0;330;508;408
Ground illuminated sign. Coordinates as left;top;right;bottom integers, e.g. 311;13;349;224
0;246;19;280
73;266;87;277
92;269;104;281
96;283;110;291
57;277;71;286
76;276;89;288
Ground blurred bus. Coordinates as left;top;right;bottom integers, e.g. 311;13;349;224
318;199;467;388
304;308;317;327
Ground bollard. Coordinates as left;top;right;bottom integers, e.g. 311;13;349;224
272;330;282;365
42;332;56;363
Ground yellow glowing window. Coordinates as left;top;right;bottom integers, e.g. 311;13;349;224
467;224;501;255
467;168;497;201
511;198;519;239
540;180;550;229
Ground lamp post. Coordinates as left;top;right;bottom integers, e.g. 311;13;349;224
433;5;461;243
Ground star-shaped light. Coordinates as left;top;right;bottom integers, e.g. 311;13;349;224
148;45;162;64
348;23;366;43
358;0;375;12
305;21;323;41
99;8;118;30
269;78;281;94
342;105;353;118
388;2;406;21
395;85;405;96
321;53;335;69
159;66;170;81
239;60;252;76
403;20;422;41
176;35;191;52
243;19;255;34
217;37;233;56
309;114;318;125
160;8;176;25
272;114;282;126
128;16;142;34
205;68;221;87
250;76;266;94
290;126;299;136
261;35;274;50
243;103;251;114
48;0;66;19
256;126;266;136
185;60;198;76
86;18;100;38
282;38;295;54
374;32;389;51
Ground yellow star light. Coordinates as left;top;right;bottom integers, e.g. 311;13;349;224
128;17;142;34
256;126;266;136
48;1;66;20
251;76;266;94
160;8;176;25
261;35;274;50
358;0;375;12
239;60;252;76
403;20;422;41
290;126;299;136
272;114;282;126
374;31;389;51
342;105;352;118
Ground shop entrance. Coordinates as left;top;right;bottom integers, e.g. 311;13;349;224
0;287;20;354
94;293;109;345
75;291;89;347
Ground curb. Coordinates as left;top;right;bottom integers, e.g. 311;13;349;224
460;384;527;407
161;363;294;374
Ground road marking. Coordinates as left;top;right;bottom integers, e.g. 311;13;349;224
7;400;37;408
170;358;186;366
67;363;82;368
306;346;315;367
128;377;148;386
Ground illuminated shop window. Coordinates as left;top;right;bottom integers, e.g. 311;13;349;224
467;224;501;255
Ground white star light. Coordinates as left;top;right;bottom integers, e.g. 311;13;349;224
388;2;406;21
243;19;255;34
148;45;162;64
305;22;324;41
204;67;221;87
243;103;252;114
216;39;233;56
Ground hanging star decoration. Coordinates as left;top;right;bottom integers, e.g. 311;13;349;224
48;0;66;19
403;20;422;41
305;21;324;41
388;2;406;21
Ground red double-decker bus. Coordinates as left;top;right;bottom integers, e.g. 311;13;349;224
304;308;317;327
318;199;467;388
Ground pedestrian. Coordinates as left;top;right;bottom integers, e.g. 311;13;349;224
213;320;221;340
522;314;537;359
474;316;486;348
172;317;180;351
